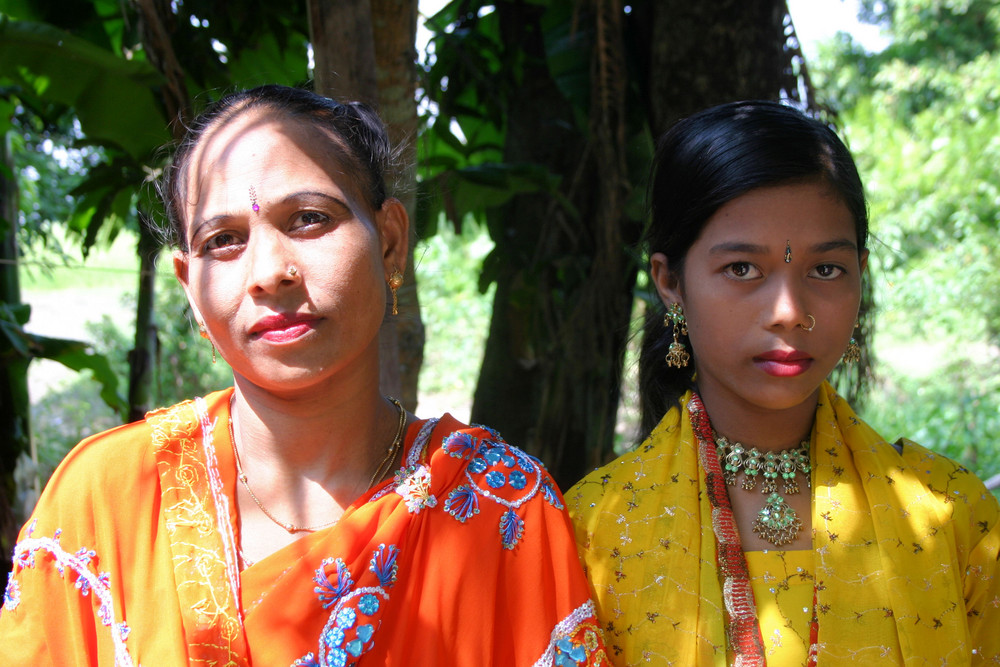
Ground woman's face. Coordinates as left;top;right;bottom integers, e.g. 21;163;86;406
652;180;867;416
173;111;407;396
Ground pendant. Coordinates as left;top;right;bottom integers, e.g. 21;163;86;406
752;492;802;546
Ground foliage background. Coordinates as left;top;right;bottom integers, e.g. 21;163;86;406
5;0;1000;530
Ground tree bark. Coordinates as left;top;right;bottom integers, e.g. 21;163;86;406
0;131;26;573
472;0;805;489
129;0;191;420
309;0;423;410
639;0;797;136
126;223;160;422
471;1;639;488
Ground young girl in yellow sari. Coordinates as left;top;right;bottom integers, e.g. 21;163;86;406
568;100;1000;665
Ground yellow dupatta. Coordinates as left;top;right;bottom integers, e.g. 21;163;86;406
568;382;1000;665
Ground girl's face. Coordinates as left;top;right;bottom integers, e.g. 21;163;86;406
173;111;407;397
652;180;867;416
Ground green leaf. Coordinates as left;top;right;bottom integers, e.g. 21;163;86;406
0;19;169;159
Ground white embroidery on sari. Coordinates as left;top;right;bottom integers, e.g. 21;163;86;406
7;522;139;667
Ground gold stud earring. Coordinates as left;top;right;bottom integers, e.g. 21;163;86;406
664;303;690;368
388;269;404;316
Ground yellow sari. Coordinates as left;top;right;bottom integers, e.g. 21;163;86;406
569;382;1000;665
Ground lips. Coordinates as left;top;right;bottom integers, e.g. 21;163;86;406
249;312;321;343
754;349;813;377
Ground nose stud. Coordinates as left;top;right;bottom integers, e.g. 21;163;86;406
288;266;298;277
799;314;815;332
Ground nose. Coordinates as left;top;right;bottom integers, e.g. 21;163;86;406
766;275;810;331
246;228;301;295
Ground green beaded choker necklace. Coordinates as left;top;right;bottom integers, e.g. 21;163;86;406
715;436;811;546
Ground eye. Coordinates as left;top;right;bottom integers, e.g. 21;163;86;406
723;262;762;280
294;210;331;228
810;264;846;280
202;232;242;254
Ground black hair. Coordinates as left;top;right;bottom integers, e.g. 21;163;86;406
159;84;394;251
638;100;869;435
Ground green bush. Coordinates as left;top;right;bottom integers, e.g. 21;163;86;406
860;358;1000;488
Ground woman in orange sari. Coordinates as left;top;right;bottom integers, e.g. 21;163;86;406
1;85;607;666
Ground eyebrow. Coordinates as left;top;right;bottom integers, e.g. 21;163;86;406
708;242;769;255
708;238;858;255
189;190;352;237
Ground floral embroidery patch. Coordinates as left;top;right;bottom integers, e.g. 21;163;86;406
394;464;437;513
534;600;608;667
4;521;136;666
442;428;561;549
3;573;20;612
295;544;401;667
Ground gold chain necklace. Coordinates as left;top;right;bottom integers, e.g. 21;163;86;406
229;396;407;534
715;435;811;546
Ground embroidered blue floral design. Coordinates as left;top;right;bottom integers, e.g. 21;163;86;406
444;485;480;522
499;508;525;550
441;427;559;549
336;608;357;629
298;544;402;667
541;477;564;510
554;637;588;665
483;446;503;466
292;652;319;666
443;432;477;459
369;544;399;587
314;558;354;609
357;594;380;615
486;471;506;489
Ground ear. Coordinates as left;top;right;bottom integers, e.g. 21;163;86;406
377;198;410;276
173;250;205;325
649;252;683;307
859;247;869;274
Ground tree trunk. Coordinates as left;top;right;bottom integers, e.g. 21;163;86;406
130;0;190;420
127;223;159;422
0;131;26;572
309;0;423;410
472;0;806;489
471;1;639;489
638;0;796;136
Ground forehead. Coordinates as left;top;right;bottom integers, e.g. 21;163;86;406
699;181;855;243
181;111;363;219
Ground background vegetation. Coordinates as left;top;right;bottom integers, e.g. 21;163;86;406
2;0;999;572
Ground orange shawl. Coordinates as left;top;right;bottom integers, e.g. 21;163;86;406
1;388;608;666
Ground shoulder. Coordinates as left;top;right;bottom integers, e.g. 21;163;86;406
897;438;1000;530
566;407;684;524
25;391;231;535
410;415;567;550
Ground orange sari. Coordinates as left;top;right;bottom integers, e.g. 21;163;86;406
0;388;607;666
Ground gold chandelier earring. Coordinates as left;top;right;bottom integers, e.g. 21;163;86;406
388;269;404;316
664;303;690;368
843;321;861;364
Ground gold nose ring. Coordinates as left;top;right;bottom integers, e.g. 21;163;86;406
800;314;815;332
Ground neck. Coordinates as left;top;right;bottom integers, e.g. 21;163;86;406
230;374;401;502
694;384;819;452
